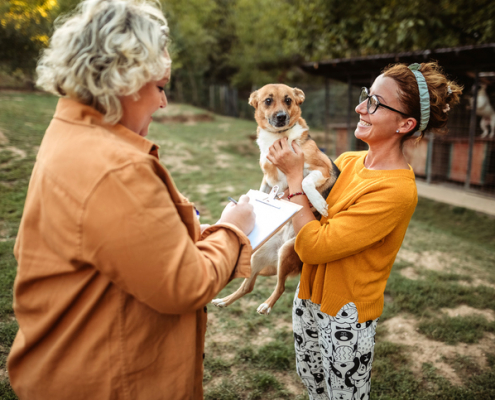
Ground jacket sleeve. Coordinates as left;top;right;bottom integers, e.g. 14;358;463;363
294;186;413;265
81;161;251;314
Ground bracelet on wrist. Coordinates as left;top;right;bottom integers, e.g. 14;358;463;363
287;191;306;201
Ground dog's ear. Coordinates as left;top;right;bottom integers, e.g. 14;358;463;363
293;88;305;105
248;90;259;108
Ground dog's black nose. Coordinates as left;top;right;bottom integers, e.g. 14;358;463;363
276;113;287;122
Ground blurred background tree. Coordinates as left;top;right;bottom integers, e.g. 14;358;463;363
0;0;59;83
0;0;493;90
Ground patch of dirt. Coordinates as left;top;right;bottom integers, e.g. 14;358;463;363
196;184;213;195
0;181;16;189
154;114;214;124
5;146;26;159
252;326;275;346
396;249;458;273
399;266;420;280
273;371;305;395
397;249;495;289
399;263;495;289
160;150;201;173
205;313;239;344
440;305;495;322
217;123;231;132
457;279;495;290
382;315;493;385
0;130;8;145
215;153;234;168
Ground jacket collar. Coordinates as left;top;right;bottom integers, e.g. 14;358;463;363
53;97;159;157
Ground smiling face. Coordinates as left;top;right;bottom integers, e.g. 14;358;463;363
249;84;305;132
354;74;408;147
119;52;171;137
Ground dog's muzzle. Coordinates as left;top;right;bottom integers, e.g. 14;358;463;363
269;112;289;128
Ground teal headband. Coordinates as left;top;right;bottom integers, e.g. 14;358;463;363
408;63;430;131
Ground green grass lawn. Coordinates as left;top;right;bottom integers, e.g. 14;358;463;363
1;91;495;399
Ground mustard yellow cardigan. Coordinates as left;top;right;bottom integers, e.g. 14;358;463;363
295;151;418;322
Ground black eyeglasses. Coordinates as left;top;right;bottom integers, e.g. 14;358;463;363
359;87;409;117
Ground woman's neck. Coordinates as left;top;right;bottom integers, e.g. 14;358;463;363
364;142;409;171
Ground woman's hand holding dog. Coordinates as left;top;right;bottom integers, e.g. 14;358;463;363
219;195;255;236
267;138;316;234
267;138;305;183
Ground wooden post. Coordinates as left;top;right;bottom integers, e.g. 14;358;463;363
426;132;434;184
232;87;238;117
219;86;225;115
347;75;354;151
465;71;479;189
209;85;215;112
324;78;330;154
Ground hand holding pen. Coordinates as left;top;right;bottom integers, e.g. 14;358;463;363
219;195;255;235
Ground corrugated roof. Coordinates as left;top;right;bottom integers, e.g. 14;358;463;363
301;43;495;85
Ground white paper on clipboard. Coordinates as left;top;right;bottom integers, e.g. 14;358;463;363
246;187;302;251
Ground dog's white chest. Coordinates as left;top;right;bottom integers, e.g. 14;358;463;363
256;123;307;189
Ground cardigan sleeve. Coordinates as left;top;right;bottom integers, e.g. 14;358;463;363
294;185;415;265
81;161;251;315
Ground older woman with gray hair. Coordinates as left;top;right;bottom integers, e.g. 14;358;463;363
7;0;255;398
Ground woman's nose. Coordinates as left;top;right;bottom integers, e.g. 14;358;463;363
160;91;167;108
355;99;367;114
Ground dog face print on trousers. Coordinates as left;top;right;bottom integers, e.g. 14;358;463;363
296;350;326;399
334;303;358;324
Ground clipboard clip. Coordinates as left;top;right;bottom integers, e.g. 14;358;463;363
256;185;282;209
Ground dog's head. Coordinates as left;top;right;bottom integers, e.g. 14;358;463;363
248;84;305;132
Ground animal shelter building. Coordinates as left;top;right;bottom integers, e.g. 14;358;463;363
301;43;495;198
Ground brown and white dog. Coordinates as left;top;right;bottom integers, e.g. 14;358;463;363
212;84;339;314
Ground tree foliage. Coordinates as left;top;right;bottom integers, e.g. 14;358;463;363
0;0;59;75
0;0;493;87
287;0;495;61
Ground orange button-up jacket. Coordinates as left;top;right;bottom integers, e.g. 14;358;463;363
8;98;252;400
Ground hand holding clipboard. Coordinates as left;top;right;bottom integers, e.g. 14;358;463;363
243;186;302;251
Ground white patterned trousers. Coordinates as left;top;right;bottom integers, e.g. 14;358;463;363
292;285;379;400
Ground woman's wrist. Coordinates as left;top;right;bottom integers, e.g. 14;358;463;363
286;173;304;191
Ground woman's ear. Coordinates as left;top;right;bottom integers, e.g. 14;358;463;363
400;117;418;134
248;90;259;108
293;88;305;105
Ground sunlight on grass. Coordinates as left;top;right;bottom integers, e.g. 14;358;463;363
1;92;495;399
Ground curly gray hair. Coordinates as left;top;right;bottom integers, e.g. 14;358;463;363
36;0;171;124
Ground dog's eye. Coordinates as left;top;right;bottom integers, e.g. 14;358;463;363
285;98;292;106
265;98;272;106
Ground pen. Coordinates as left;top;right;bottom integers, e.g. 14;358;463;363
227;196;238;205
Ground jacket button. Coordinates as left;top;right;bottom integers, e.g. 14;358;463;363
204;306;207;313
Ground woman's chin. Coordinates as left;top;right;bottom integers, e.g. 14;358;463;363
139;126;150;137
354;128;369;143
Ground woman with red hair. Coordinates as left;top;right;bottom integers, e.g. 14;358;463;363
268;62;462;400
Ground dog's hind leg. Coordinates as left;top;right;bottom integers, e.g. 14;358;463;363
302;170;329;217
212;273;261;308
257;238;302;315
212;244;277;308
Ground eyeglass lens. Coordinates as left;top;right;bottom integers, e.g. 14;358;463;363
359;88;368;103
360;87;379;114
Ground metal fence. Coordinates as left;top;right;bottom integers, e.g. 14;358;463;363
169;80;495;198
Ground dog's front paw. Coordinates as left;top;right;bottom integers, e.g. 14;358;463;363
257;303;272;315
212;298;227;308
311;198;328;217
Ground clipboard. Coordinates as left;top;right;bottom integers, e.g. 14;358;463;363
245;186;303;251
